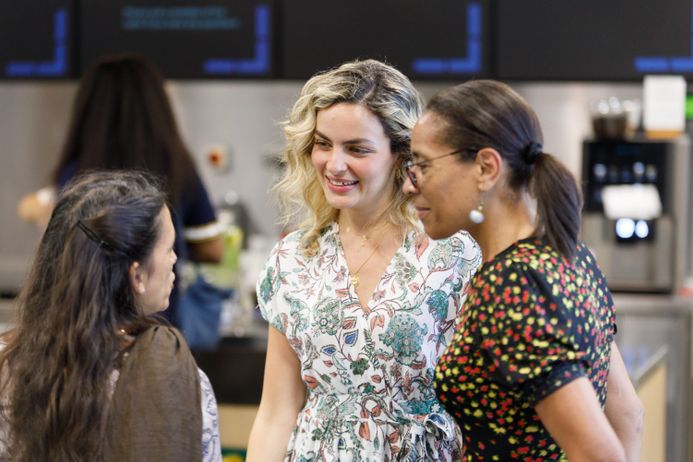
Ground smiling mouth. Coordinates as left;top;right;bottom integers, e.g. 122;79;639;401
327;177;358;187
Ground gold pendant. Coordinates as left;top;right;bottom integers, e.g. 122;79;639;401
350;275;360;287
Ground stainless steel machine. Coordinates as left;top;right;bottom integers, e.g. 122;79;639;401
581;136;691;293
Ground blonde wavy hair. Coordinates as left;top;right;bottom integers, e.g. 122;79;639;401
275;59;423;256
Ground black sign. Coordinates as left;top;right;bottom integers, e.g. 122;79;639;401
282;0;490;80
80;0;275;78
495;0;693;80
0;0;74;79
5;0;693;81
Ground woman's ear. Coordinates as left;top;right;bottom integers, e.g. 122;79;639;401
129;261;146;295
475;147;502;191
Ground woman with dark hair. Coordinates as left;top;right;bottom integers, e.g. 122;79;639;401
16;53;222;327
1;171;220;461
403;80;643;461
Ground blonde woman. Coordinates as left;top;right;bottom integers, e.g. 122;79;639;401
247;60;481;461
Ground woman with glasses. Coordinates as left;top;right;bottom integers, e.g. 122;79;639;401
246;60;480;461
403;80;643;461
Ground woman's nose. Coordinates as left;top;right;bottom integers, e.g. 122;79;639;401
326;149;347;173
402;172;418;195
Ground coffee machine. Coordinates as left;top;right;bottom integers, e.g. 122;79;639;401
581;136;691;293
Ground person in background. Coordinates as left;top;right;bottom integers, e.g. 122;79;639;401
403;79;643;461
246;59;481;461
16;53;223;327
0;171;220;461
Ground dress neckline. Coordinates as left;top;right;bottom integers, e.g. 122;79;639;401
332;221;411;310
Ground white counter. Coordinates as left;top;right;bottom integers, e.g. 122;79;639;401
613;294;692;462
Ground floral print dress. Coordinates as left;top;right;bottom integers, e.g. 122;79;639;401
258;223;481;461
435;238;617;461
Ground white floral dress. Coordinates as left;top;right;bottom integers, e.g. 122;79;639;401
257;223;481;462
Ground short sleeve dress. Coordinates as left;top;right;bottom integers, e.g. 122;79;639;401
435;238;617;461
257;223;481;461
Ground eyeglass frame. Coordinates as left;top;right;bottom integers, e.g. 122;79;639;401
403;147;478;188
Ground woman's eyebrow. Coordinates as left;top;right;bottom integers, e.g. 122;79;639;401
314;130;376;146
314;130;330;140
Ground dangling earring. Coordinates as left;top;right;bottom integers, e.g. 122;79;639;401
469;200;485;224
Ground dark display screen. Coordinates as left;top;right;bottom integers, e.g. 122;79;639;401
5;0;693;81
496;0;693;80
0;0;74;79
80;0;275;78
282;0;490;80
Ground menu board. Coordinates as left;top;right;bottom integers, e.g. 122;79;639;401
0;0;74;79
80;0;275;78
495;0;693;80
5;0;693;81
281;0;490;80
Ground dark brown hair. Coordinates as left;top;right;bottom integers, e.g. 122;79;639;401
426;80;583;259
0;171;166;460
53;53;195;207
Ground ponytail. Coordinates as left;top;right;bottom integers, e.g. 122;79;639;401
426;80;584;260
531;153;583;260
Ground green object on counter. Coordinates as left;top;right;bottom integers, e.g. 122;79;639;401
198;225;244;289
221;447;246;462
686;94;693;120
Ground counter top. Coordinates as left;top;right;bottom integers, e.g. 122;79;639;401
613;293;693;315
194;333;267;404
612;293;691;462
627;345;668;389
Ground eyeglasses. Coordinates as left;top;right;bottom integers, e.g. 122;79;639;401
403;147;476;188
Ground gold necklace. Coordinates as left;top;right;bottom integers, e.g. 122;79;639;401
346;221;395;288
349;243;381;288
340;209;393;288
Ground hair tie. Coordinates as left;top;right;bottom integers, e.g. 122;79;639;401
523;142;542;164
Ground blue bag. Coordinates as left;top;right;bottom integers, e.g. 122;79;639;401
177;273;233;351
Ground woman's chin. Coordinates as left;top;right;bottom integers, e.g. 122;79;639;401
422;222;458;241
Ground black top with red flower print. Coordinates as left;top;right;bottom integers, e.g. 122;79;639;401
435;238;616;461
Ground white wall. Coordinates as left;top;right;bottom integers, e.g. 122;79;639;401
515;82;642;173
0;80;645;290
